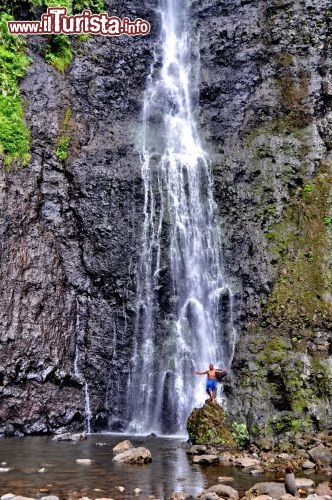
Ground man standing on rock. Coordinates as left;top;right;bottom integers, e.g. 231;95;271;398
194;364;227;404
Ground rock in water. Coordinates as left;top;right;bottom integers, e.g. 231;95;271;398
234;457;261;468
204;484;239;500
246;482;286;499
52;432;86;442
112;447;152;464
112;440;133;454
186;401;235;446
192;455;220;464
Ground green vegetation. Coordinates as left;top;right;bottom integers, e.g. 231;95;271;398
44;34;72;73
303;183;313;193
56;108;71;161
3;0;104;72
244;160;332;441
231;422;250;448
72;0;104;14
310;358;332;399
187;403;235;446
267;413;311;436
267;161;332;324
0;13;31;168
77;33;91;42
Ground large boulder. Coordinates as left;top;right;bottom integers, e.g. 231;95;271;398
187;402;235;446
234;457;261;468
315;481;332;496
308;444;332;468
112;447;152;464
246;482;286;499
52;432;86;442
192;455;220;464
204;484;239;500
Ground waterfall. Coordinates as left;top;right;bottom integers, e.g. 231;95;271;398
109;0;236;435
74;298;92;433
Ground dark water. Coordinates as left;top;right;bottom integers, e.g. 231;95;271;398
0;435;328;500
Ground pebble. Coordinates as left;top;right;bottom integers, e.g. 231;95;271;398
133;489;142;495
38;468;47;473
0;468;11;472
1;495;15;500
75;459;93;465
115;487;125;493
218;477;234;483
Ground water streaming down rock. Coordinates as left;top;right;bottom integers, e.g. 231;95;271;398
109;0;236;435
74;298;92;433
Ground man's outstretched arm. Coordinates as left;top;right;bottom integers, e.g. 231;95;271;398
194;370;207;375
215;368;228;374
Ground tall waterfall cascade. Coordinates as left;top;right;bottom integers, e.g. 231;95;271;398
109;0;236;435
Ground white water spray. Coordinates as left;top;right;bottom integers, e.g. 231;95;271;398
74;298;92;433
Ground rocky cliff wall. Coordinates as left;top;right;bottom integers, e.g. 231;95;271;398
0;0;159;434
0;0;331;438
193;0;332;445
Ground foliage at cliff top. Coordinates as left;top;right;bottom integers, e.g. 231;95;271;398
3;0;104;72
3;0;104;16
0;13;31;169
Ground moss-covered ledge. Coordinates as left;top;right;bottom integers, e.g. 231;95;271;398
187;401;236;446
231;159;332;448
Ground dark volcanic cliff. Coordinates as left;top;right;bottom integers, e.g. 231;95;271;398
193;0;332;444
0;0;159;434
0;0;331;440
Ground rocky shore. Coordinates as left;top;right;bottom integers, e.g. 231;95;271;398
0;432;331;500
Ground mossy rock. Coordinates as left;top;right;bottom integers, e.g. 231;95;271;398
187;401;236;446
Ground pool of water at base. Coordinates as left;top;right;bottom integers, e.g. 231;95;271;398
0;434;329;500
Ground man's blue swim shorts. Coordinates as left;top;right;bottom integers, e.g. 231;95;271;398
206;379;217;392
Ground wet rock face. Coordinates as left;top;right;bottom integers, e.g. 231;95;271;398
0;0;159;434
192;0;332;434
0;0;331;435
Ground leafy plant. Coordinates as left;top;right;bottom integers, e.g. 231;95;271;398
55;108;71;161
323;216;331;226
44;34;72;72
231;422;250;448
73;0;104;13
56;135;70;161
303;183;313;194
0;12;31;168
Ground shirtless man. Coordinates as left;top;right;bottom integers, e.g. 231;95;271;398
194;364;227;404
